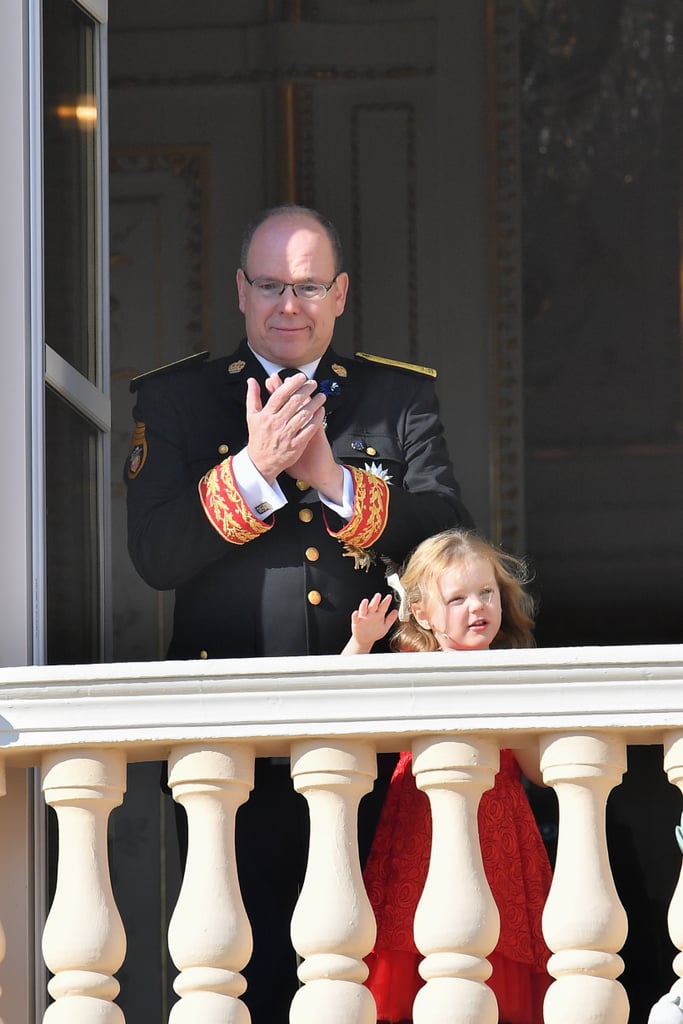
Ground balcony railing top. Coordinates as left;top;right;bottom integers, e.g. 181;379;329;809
0;643;682;762
1;644;683;1023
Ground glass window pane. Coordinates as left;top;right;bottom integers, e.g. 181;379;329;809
46;387;101;665
43;0;99;382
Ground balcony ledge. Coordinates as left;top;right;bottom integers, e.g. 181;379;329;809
0;643;682;761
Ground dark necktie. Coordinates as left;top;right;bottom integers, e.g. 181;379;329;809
278;367;306;380
260;367;306;404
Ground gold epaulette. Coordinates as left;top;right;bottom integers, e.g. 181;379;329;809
354;351;437;378
130;351;210;392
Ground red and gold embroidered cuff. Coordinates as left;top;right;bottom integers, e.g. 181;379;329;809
325;465;389;548
199;457;272;545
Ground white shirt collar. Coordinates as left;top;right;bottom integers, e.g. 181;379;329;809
247;344;321;380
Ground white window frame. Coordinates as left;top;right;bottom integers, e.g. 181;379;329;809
29;0;109;1015
37;0;111;665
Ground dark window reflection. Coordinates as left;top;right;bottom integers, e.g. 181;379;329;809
46;387;100;665
43;0;98;382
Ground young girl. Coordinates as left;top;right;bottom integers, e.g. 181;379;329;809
344;529;552;1024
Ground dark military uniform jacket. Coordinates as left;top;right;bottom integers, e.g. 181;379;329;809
125;339;472;660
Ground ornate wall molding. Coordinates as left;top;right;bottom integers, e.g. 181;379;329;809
292;83;317;207
488;1;525;552
110;145;211;356
110;65;434;92
350;102;418;361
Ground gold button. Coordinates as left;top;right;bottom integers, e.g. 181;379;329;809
305;546;320;562
296;479;310;491
366;446;377;456
307;590;322;606
199;650;208;659
218;444;229;456
299;508;314;523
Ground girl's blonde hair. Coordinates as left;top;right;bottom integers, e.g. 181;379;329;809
390;529;535;652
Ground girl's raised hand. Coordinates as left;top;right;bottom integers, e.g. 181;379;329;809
343;593;399;655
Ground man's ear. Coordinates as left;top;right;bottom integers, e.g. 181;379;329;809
236;267;248;313
411;603;431;631
334;271;349;317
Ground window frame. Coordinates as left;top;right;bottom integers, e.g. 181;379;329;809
38;0;111;665
29;0;110;1015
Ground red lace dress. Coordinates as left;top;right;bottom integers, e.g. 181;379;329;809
363;748;552;1024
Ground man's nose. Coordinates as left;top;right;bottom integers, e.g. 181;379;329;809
278;285;301;310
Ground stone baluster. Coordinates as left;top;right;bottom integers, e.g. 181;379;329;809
540;732;629;1024
662;731;683;998
41;749;127;1024
289;740;377;1024
411;736;500;1024
167;743;254;1024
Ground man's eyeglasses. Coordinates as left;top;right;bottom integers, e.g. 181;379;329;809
242;272;339;301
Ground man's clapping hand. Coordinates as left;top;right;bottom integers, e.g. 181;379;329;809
245;371;327;484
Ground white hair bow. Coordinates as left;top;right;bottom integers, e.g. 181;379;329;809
387;572;410;622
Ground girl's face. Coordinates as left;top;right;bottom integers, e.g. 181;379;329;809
411;555;502;651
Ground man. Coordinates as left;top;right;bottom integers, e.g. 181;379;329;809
125;204;472;1021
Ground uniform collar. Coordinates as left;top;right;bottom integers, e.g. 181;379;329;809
221;340;350;420
247;343;321;381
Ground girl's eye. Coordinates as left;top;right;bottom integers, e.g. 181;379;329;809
449;596;465;605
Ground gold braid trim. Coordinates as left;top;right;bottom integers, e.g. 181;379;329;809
325;465;390;570
199;457;272;545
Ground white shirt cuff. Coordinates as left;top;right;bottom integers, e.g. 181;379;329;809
318;465;353;520
231;449;353;522
231;448;287;519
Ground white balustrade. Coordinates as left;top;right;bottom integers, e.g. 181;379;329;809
41;749;127;1024
663;732;683;999
541;732;629;1024
412;736;500;1024
0;645;681;1021
289;740;377;1024
167;742;255;1024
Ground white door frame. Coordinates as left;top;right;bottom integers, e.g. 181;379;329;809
0;0;109;1017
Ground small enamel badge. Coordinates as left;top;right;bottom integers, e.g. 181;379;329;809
228;360;246;374
127;422;147;479
319;379;341;396
331;363;347;378
351;440;378;456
